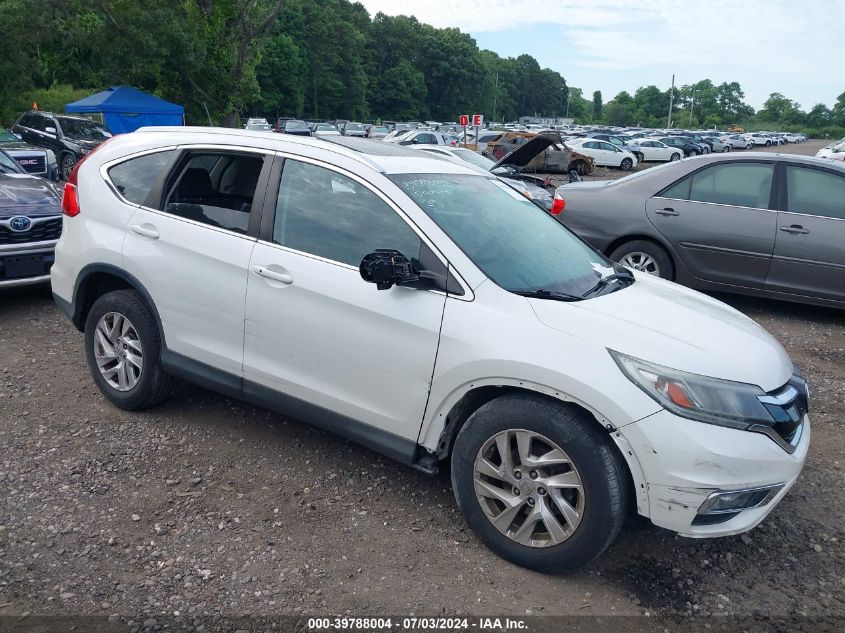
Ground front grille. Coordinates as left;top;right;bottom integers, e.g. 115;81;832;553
0;218;63;244
754;375;809;451
8;152;46;174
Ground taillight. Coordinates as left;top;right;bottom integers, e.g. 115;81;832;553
550;193;566;216
61;136;116;217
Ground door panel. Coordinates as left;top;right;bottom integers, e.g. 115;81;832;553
123;210;256;375
647;162;777;287
244;244;446;439
765;165;845;302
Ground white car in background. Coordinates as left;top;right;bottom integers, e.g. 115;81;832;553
724;135;754;150
816;141;845;159
566;138;638;170
632;139;682;162
391;130;457;147
312;123;341;137
745;133;775;146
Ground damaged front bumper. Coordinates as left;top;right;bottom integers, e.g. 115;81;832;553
617;409;810;537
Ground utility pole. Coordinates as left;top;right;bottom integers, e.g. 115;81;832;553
565;92;571;119
492;71;498;123
689;88;696;127
667;74;675;128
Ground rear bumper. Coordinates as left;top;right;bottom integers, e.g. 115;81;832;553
620;409;810;537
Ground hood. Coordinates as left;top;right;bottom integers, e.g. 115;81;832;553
0;139;32;150
528;273;792;392
0;173;61;215
491;132;571;171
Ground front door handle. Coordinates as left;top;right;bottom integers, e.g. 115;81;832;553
130;223;159;239
655;207;679;216
779;225;809;234
252;265;293;284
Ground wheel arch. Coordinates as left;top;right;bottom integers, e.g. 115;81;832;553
604;233;675;263
71;264;165;346
426;382;647;516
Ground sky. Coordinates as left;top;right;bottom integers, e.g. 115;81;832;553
357;0;844;110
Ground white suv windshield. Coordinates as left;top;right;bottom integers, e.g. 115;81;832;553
390;173;614;296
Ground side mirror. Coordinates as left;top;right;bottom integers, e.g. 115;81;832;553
44;126;57;136
13;133;22;140
359;249;419;290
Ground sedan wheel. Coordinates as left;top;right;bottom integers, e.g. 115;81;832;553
669;153;681;161
722;145;731;152
473;429;585;548
620;158;633;171
618;252;659;275
689;150;699;156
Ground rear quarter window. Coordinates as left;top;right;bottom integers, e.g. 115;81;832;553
108;150;175;206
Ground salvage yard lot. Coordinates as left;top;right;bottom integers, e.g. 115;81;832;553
0;139;843;624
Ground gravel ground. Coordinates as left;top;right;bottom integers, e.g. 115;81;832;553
0;139;842;627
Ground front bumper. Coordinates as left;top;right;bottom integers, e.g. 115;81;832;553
619;409;810;537
0;240;58;288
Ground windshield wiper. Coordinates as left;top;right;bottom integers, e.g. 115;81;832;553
580;271;635;298
512;288;582;302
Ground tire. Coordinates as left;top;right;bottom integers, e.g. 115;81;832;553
84;289;173;411
689;149;699;157
635;152;644;164
722;145;730;152
571;160;587;176
620;158;633;171
60;153;77;180
451;394;629;573
669;153;681;161
610;239;675;279
746;144;753;150
765;141;771;147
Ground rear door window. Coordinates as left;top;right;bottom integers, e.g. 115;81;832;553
108;151;175;206
785;166;845;219
161;151;265;234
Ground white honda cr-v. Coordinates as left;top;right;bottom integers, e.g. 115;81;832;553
51;127;809;572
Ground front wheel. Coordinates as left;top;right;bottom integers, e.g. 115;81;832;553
451;394;629;572
635;152;644;164
60;153;77;180
765;141;772;146
722;145;731;152
84;290;174;410
669;152;681;161
620;158;633;171
689;149;699;156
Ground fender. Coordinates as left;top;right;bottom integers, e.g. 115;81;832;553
418;376;652;516
69;263;166;346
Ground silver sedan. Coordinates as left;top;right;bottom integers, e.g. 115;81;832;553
552;153;845;308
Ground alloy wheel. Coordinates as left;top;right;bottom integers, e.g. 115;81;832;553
619;252;659;275
473;429;585;548
61;155;76;180
93;312;143;391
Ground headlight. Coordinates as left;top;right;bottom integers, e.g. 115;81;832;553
610;351;775;430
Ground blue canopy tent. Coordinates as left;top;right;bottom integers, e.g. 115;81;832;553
65;86;184;134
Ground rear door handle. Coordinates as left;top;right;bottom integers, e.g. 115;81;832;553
779;225;809;234
130;223;159;239
252;265;293;284
655;207;679;216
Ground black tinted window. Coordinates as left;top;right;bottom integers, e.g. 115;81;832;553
163;152;264;234
690;163;773;208
109;151;174;205
786;166;845;220
273;160;421;266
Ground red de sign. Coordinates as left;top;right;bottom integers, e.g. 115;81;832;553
459;114;469;126
472;114;484;127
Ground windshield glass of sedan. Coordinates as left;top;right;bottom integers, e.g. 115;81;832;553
390;173;613;295
57;117;110;140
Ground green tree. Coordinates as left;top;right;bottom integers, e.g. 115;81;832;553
592;90;603;119
371;60;427;120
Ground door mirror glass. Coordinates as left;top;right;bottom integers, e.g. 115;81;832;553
44;126;57;135
13;133;22;140
359;249;419;290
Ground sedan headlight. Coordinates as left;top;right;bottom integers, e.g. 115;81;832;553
610;351;775;430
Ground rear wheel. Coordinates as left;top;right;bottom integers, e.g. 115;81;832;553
451;394;629;572
620;158;633;171
84;290;173;410
610;240;674;279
